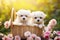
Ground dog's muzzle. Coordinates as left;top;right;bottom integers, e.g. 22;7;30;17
23;18;25;20
37;20;40;22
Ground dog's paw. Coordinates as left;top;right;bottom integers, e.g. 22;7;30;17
33;24;39;27
26;22;34;27
27;24;38;27
26;23;31;26
13;22;23;25
39;25;43;28
19;23;23;25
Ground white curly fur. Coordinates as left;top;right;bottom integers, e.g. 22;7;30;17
13;9;31;25
30;11;46;28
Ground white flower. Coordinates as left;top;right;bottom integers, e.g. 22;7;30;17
14;35;21;40
35;36;41;40
24;31;31;37
31;34;37;38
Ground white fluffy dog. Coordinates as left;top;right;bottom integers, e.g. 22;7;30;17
13;9;31;25
30;11;46;28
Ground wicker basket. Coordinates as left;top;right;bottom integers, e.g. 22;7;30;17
10;8;44;39
10;25;44;39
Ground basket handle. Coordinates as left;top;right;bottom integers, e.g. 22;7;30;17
11;8;14;22
10;8;16;34
10;8;16;25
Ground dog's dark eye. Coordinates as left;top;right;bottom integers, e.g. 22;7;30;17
21;15;23;17
40;17;42;19
25;15;27;17
34;17;37;19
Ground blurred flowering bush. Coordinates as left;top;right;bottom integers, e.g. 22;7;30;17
0;0;60;34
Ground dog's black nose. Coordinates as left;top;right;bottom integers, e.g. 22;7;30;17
23;18;25;20
37;20;40;22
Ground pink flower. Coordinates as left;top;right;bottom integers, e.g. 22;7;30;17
54;36;60;40
7;34;13;39
7;37;13;40
27;37;33;40
43;31;51;39
53;31;56;34
27;34;41;40
14;35;21;40
4;19;11;29
44;27;51;31
4;21;10;29
56;31;60;36
24;31;31;37
47;19;57;31
2;36;7;40
49;19;57;27
2;36;13;40
31;34;37;38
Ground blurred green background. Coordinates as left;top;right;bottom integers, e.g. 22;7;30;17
0;0;60;34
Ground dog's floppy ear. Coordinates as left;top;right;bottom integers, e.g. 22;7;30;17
41;12;46;19
40;11;47;18
31;12;35;17
27;10;32;17
16;12;18;16
16;10;20;16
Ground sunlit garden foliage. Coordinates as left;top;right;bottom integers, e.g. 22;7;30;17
0;0;60;34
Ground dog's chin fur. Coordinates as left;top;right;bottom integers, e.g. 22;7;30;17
30;11;46;28
13;9;31;25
